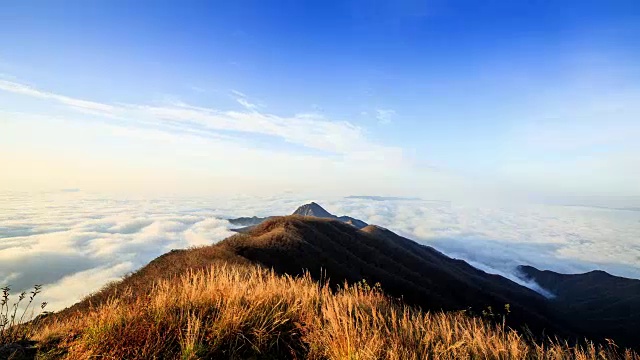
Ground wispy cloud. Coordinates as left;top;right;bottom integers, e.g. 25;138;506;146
189;85;206;93
230;89;259;110
1;78;427;195
375;108;396;124
0;79;115;114
0;79;400;159
236;97;258;110
230;89;247;98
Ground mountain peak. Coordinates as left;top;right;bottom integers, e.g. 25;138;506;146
291;202;369;229
292;202;335;218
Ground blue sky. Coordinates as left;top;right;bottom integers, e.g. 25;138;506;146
1;0;639;200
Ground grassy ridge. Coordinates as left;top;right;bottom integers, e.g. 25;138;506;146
27;263;638;360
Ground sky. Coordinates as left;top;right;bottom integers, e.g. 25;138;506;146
1;0;640;201
1;0;639;317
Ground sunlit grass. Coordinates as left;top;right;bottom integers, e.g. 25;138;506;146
21;263;638;359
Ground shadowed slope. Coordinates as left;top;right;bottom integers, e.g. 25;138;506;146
223;216;565;337
519;265;640;348
63;216;565;339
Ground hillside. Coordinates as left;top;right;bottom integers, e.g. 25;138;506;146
519;265;640;348
57;205;637;347
223;216;561;335
4;204;639;358
27;263;637;360
60;215;559;337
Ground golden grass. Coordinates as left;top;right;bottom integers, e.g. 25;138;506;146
30;264;639;360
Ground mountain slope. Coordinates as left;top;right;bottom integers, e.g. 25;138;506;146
43;208;640;354
223;217;565;336
519;265;640;348
62;215;563;340
27;202;640;358
32;262;636;360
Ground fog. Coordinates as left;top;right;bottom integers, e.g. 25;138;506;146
1;191;638;311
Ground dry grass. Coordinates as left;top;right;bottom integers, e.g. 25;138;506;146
0;285;47;344
30;264;639;360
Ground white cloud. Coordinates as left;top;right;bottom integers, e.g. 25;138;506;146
230;89;259;110
43;262;135;310
230;89;247;98
0;79;115;114
1;191;639;311
375;108;396;124
1;79;435;197
0;192;237;310
236;97;258;110
0;79;403;159
326;198;640;280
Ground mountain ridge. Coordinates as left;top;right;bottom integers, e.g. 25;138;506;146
61;214;567;340
519;264;640;348
292;202;369;229
54;203;640;351
228;201;369;231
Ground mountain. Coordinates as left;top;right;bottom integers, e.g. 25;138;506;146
292;202;335;217
54;204;639;351
519;265;640;348
229;202;368;231
31;249;633;359
226;217;553;320
63;215;564;340
292;202;368;229
226;215;272;227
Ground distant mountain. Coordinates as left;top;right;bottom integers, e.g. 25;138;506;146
292;202;368;229
227;216;272;227
229;202;368;231
291;202;335;217
519;265;640;348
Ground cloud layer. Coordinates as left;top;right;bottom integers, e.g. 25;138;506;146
5;191;640;310
327;199;640;290
1;191;639;311
0;192;237;310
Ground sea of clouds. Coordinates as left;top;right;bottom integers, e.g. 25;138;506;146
1;191;639;311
